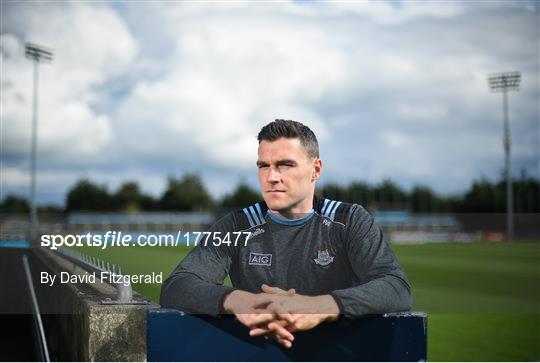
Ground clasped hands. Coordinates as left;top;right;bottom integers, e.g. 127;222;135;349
222;284;339;348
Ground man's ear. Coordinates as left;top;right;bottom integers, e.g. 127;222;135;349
312;158;322;181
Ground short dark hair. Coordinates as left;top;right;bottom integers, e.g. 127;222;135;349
257;119;319;159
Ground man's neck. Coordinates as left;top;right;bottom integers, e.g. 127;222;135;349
270;197;314;220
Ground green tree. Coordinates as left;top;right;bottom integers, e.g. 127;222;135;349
372;179;408;210
346;181;373;206
38;204;65;214
113;181;156;212
456;178;504;213
66;179;113;211
159;174;213;211
320;182;346;202
0;195;30;213
514;175;540;213
220;183;261;212
410;185;439;213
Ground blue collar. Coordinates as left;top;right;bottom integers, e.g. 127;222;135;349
266;209;315;226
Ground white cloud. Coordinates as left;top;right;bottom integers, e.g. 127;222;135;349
1;1;538;204
298;1;464;25
379;130;411;149
1;2;137;164
113;9;340;169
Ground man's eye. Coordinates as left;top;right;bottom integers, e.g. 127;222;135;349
258;165;269;169
279;164;293;171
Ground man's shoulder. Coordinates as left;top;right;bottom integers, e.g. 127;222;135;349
314;195;370;226
213;201;269;231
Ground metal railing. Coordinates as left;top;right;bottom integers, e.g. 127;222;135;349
22;254;50;362
54;247;149;305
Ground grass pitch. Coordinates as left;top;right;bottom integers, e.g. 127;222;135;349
393;242;539;361
76;241;540;361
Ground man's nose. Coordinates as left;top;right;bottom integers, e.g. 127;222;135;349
266;167;280;184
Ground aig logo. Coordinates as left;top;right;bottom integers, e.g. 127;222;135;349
249;252;272;266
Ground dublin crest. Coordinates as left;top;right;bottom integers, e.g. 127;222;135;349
314;249;334;266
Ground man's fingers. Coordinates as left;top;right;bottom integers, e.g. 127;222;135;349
261;331;293;349
287;288;296;296
273;334;293;349
249;320;295;349
265;302;295;324
236;312;275;329
249;327;269;336
279;338;293;349
258;329;294;348
253;293;280;308
248;312;275;327
249;318;291;337
262;284;296;297
261;284;289;295
267;321;295;342
248;303;295;327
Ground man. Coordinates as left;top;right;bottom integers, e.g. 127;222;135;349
160;119;412;348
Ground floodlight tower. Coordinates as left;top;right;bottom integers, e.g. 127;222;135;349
487;71;521;240
25;43;53;242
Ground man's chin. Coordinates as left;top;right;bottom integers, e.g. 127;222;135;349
265;202;286;211
263;198;289;212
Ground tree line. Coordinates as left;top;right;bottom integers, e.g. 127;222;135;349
1;173;539;214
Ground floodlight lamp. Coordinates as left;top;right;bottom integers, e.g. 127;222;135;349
488;72;521;92
25;43;54;62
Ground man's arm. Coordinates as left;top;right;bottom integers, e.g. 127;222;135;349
159;215;236;316
160;212;293;334
329;205;413;319
248;204;411;342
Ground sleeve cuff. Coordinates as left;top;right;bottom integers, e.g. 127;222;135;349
329;292;345;314
218;287;237;316
329;292;354;323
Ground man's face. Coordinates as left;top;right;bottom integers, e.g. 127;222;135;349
257;137;322;215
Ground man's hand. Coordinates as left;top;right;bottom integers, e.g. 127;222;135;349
222;287;297;348
249;285;340;346
261;284;340;323
223;286;341;349
252;285;298;348
222;290;274;328
222;288;295;330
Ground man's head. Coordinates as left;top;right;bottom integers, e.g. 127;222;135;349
256;119;322;217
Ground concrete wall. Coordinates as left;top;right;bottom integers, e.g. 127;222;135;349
31;248;156;361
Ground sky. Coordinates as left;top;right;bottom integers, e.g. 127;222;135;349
1;1;539;205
